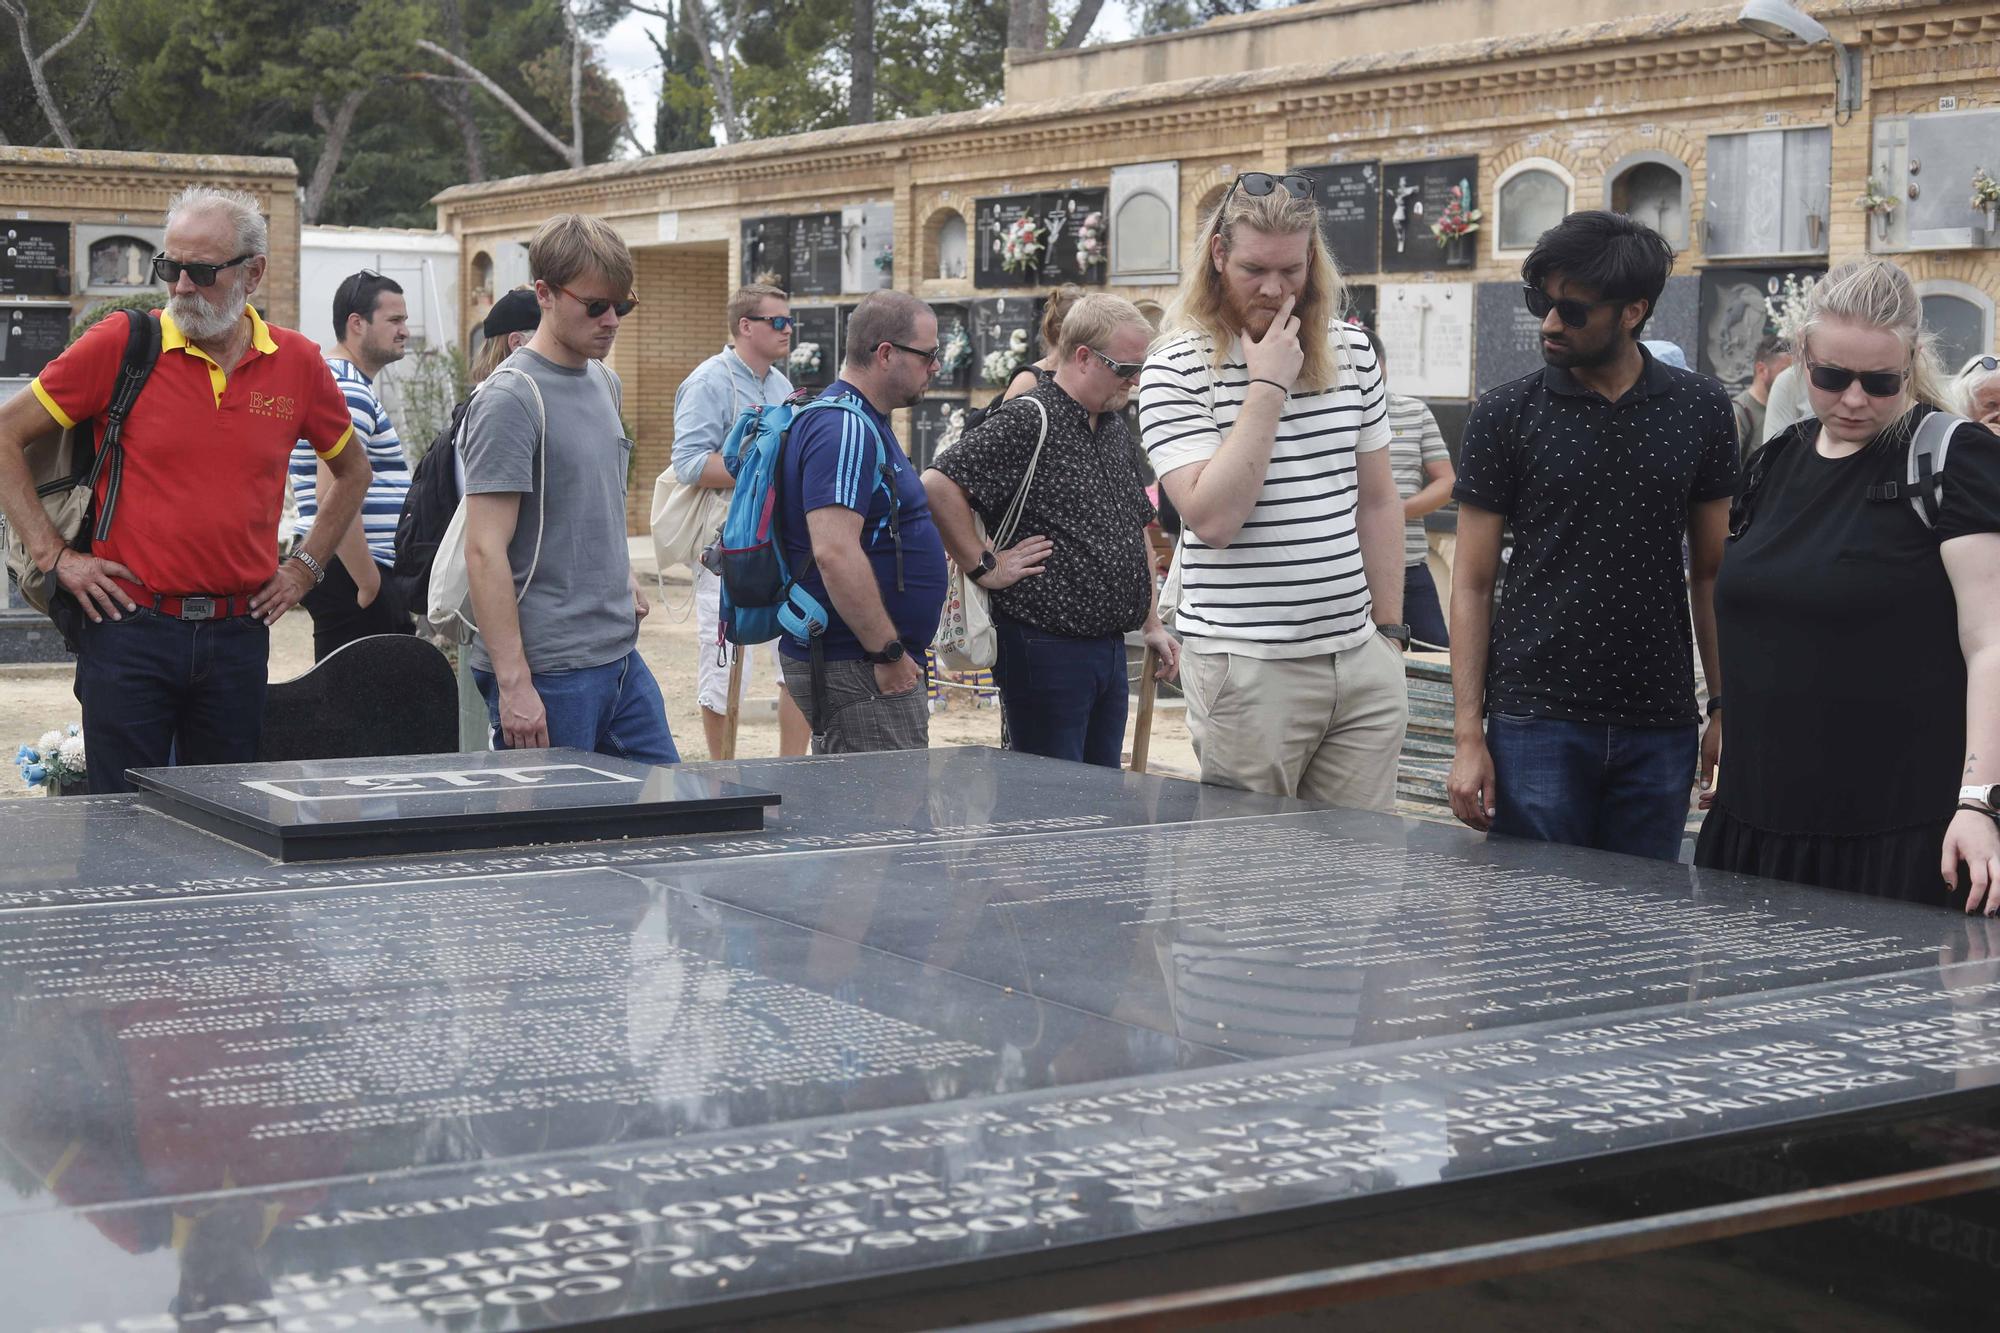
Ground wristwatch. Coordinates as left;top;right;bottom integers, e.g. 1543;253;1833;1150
1960;784;2000;813
290;549;327;587
862;639;907;666
966;549;998;586
1376;623;1411;650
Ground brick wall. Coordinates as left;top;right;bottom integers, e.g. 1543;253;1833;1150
624;244;729;533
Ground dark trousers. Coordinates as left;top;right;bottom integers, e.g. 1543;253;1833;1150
1486;714;1697;861
1406;561;1450;650
73;608;269;793
301;557;413;662
992;614;1128;769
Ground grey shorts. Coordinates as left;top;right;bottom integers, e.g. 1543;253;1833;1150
781;655;929;754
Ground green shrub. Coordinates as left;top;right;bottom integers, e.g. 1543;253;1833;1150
71;293;164;344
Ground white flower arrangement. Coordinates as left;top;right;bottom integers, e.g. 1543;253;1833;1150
999;216;1043;276
1076;211;1106;269
17;723;84;795
1764;273;1817;346
981;328;1030;386
788;341;823;377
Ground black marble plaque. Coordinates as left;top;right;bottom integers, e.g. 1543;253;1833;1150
1297;161;1380;274
930;300;972;392
787;212;842;298
1381;156;1480;273
786;305;838;389
0;220;71;296
974;194;1042;289
1476;275;1701;397
740;217;790;288
906;397;966;471
0;302;70;379
971;296;1046;389
1699;265;1823;396
129;749;780;862
972;190;1107;289
1343;281;1377;331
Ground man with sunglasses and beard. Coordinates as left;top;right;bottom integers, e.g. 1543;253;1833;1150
1447;211;1737;861
670;283;810;759
0;185;368;792
460;213;676;763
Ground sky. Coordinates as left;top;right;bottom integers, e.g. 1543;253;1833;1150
599;5;1144;156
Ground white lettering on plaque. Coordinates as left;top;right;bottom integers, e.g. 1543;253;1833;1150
242;764;642;803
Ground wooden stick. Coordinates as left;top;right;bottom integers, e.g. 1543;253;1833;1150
1129;645;1158;774
721;646;745;761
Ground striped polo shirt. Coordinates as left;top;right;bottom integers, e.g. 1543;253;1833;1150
1139;322;1389;658
288;357;411;564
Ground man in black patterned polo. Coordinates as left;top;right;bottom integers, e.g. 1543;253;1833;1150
924;294;1179;767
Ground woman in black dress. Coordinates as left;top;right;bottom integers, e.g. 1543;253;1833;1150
1696;258;2000;912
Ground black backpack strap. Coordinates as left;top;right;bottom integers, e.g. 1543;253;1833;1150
86;310;162;544
1729;420;1806;539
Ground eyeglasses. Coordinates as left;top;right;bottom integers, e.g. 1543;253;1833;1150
885;341;941;366
1224;172;1316;206
1522;285;1623;329
1805;358;1909;398
554;284;638;319
1089;347;1145;379
152;253;254;288
745;314;797;332
1961;355;2000;377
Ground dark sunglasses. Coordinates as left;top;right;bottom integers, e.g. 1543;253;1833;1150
152;253;253;288
1522;285;1623;329
554;284;638;318
885;341;940;365
1962;355;1999;377
1805;358;1908;398
744;314;797;332
1225;172;1316;205
1089;347;1144;379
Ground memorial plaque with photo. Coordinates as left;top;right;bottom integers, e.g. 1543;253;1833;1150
1031;188;1108;285
974;194;1042;289
906;397;967;471
840;201;895;293
0;304;70;379
0;221;71;296
971;295;1046;389
930;300;973;391
740;216;790;288
787;305;839;388
1699;266;1823;396
1381;156;1480;273
1374;282;1473;398
1297;161;1380;274
788;212;843;297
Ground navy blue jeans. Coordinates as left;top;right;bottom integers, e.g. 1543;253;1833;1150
475;649;679;764
74;608;269;793
1406;562;1449;650
992;615;1128;768
1485;714;1696;861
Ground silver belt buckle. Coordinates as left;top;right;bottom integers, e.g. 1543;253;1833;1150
179;596;215;621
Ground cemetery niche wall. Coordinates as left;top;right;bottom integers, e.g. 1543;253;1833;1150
974;189;1109;289
6;744;2000;1331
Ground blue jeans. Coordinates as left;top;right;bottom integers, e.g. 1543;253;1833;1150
474;649;679;764
74;608;269;793
1485;714;1696;861
1406;562;1449;650
992;615;1128;768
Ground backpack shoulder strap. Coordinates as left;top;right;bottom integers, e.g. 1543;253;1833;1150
1863;410;1964;530
1729;418;1808;539
87;309;163;543
480;365;550;599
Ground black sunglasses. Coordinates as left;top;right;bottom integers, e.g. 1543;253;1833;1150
885;341;940;365
554;284;638;318
1522;285;1623;329
745;314;797;332
1805;358;1908;398
1089;347;1144;379
1225;172;1316;205
1962;355;1999;377
152;253;253;288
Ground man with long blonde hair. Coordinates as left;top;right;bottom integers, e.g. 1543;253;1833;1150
1139;173;1408;808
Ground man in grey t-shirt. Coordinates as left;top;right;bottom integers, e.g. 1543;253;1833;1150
460;214;676;762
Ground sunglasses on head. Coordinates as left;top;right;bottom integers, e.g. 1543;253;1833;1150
1805;358;1908;398
152;253;253;288
1962;355;2000;377
745;314;797;332
1522;285;1624;329
554;283;638;318
1089;347;1144;379
1225;172;1316;205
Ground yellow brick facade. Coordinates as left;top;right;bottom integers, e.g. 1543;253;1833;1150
434;0;2000;534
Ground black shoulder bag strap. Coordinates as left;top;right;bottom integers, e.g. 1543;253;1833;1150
1729;419;1811;540
86;309;163;544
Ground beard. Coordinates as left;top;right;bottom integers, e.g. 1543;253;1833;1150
1104;384;1134;412
169;283;246;342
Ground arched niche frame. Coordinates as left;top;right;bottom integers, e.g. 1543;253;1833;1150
1492;158;1575;259
470;250;494;299
921;205;970;282
1605;150;1693;250
1916;278;1995;378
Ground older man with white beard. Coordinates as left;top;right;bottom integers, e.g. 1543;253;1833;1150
0;184;368;791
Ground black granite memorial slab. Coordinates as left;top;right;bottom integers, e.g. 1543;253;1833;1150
1343;281;1377;331
906;396;966;470
785;305;838;388
1476;275;1700;396
787;212;842;297
0;221;71;296
739;216;790;288
1699;265;1824;396
930;300;973;391
1381;156;1480;273
971;296;1046;389
0;302;71;379
1297;161;1380;274
974;194;1043;289
129;749;780;862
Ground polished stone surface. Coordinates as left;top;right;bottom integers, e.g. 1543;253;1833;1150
131;749;782;861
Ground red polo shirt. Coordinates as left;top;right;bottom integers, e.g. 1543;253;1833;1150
30;306;353;597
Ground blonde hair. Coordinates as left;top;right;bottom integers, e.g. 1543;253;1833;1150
1055;293;1151;362
727;282;789;340
1795;258;1952;412
1039;284;1086;356
528;213;634;296
469;331;515;385
1163;186;1346;392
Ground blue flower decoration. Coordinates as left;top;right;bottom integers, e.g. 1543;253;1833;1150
23;763;48;786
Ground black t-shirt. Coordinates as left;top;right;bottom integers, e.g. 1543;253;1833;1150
1713;408;2000;835
932;381;1156;639
1454;346;1739;726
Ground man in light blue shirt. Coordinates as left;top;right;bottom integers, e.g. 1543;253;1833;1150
671;282;809;758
